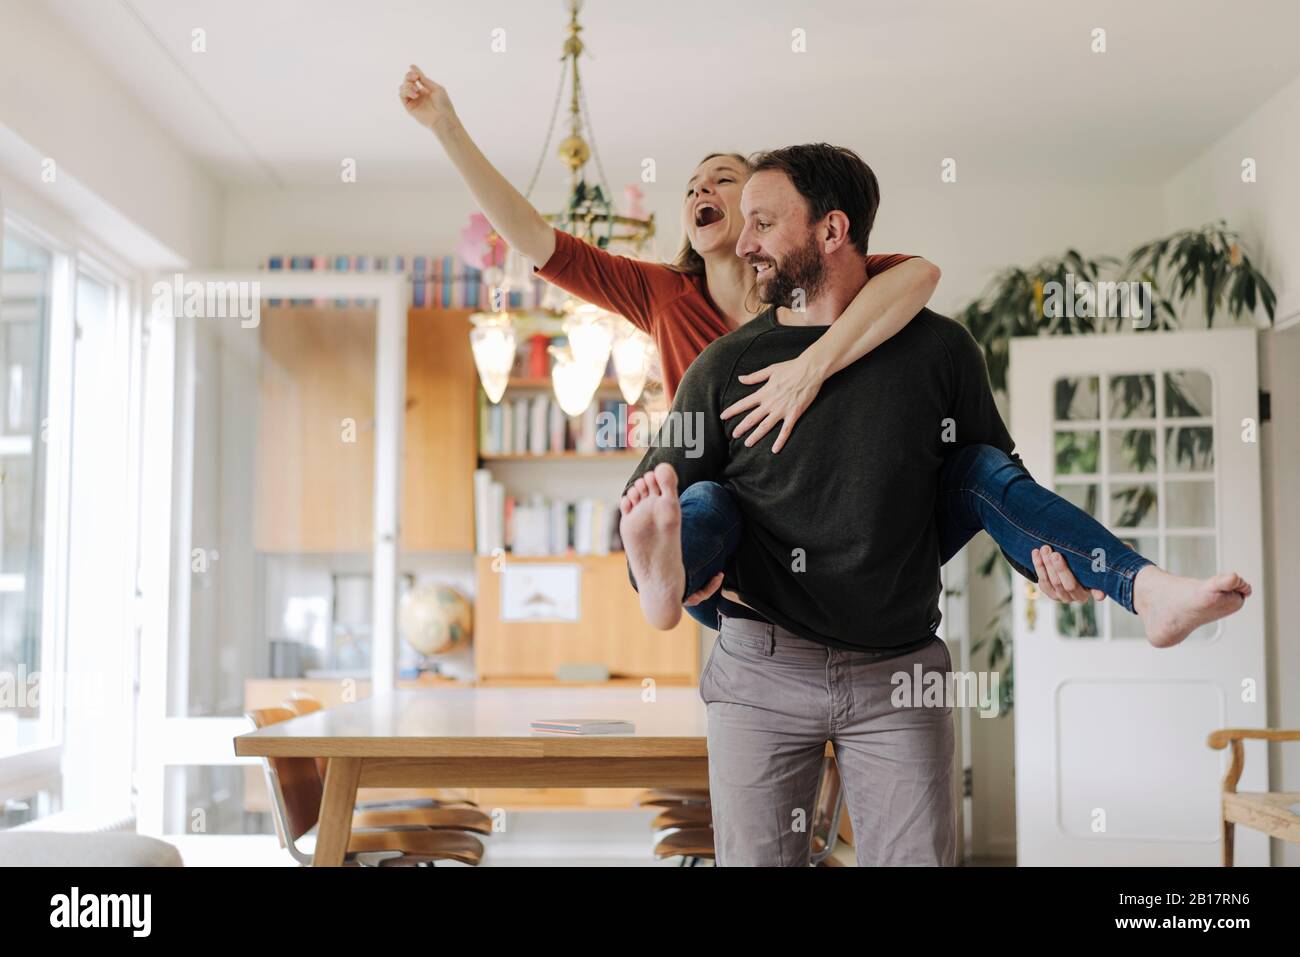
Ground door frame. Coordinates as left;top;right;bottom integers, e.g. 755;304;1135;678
136;271;406;838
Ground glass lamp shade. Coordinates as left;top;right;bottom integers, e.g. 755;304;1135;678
542;281;569;312
611;323;652;404
563;304;614;372
469;312;517;404
504;247;532;291
549;344;604;416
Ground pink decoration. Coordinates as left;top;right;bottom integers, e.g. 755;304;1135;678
625;184;646;220
457;213;507;270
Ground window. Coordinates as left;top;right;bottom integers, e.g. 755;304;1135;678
0;213;140;830
0;227;54;759
1052;370;1218;640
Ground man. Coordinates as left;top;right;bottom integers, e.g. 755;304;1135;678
618;144;1014;866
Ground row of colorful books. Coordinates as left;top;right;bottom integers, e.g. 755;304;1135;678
472;470;620;557
258;254;550;309
479;395;641;456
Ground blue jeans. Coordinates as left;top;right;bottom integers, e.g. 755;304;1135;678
679;444;1153;628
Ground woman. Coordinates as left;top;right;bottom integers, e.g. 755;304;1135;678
399;66;1251;648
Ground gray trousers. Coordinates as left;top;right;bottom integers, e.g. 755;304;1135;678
700;613;956;866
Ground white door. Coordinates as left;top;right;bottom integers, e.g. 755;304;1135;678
1009;329;1267;865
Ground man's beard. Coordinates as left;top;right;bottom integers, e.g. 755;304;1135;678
752;234;826;307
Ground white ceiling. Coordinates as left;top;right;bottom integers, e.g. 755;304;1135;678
46;0;1300;192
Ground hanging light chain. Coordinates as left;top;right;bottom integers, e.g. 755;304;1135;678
523;55;570;202
578;75;615;210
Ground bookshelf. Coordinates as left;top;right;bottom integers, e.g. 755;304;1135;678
480;451;643;462
506;376;625;393
469;358;696;700
474;373;644;556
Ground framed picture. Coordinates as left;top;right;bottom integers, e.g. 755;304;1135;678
500;563;581;622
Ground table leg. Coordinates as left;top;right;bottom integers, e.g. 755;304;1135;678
314;757;361;867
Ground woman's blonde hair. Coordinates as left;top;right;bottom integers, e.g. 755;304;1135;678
666;152;752;276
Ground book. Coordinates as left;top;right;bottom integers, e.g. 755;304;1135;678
573;500;591;556
576;403;597;454
530;719;636;735
472;469;494;555
549;500;570;554
495;402;507;455
512;400;529;455
489;481;505;552
548;400;566;452
478;393;492;454
590;500;611;556
512;505;550;556
529;395;549;455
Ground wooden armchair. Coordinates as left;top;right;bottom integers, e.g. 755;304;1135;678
1207;728;1300;865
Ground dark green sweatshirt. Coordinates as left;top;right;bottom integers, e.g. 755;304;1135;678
625;306;1017;652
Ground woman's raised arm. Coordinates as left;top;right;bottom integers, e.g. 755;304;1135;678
400;65;556;265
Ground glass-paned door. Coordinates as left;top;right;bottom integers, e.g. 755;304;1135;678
138;274;406;854
1012;329;1266;866
1051;370;1219;641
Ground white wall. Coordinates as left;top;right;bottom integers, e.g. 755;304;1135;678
1162;74;1300;328
1161;71;1300;867
0;0;220;269
219;177;1164;310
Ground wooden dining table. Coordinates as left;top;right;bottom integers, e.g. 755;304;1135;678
233;686;716;866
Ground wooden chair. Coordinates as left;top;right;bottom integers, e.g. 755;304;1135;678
1208;728;1300;866
652;805;713;830
247;707;485;866
283;693;484;820
809;754;847;865
637;788;710;809
654;827;714;866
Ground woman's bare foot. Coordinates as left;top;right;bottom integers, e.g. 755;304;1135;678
1133;566;1252;648
618;464;685;630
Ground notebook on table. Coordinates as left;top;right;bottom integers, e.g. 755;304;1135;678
530;719;636;735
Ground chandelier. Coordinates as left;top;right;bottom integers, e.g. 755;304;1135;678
469;0;656;416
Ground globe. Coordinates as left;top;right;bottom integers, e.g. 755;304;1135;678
399;583;473;657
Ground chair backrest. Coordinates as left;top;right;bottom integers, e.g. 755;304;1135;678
246;707;323;843
281;695;327;780
809;755;845;865
284;693;323;716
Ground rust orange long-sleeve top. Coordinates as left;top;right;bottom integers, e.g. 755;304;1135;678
535;229;914;400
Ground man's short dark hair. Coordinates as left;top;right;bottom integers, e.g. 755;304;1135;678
748;144;880;255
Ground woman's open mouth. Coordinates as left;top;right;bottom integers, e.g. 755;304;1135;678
694;203;724;229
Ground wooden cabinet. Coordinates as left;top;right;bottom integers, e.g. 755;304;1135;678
254;306;477;552
402;308;477;551
255;305;377;552
473;554;700;681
